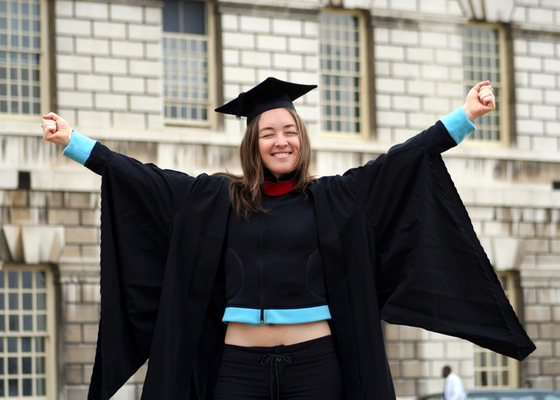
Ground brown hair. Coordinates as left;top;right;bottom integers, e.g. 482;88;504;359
216;108;315;220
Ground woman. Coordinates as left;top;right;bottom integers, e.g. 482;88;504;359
43;78;534;400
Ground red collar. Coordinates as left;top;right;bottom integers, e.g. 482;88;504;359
263;180;295;196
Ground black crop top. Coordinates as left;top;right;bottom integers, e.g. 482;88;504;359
222;188;331;325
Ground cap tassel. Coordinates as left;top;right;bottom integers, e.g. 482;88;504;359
236;92;245;120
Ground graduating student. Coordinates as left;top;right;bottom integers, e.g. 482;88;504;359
43;77;535;400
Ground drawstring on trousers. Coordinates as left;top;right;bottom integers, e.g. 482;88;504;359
260;353;293;400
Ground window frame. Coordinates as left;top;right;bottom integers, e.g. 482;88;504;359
473;271;521;389
162;0;217;129
0;263;57;399
0;0;50;121
320;7;371;140
463;22;510;147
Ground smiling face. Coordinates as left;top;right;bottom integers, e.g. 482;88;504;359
258;108;301;179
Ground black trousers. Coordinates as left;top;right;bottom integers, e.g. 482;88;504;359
213;335;344;400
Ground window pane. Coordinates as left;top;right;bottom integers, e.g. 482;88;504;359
9;315;18;331
8;293;19;310
36;314;46;331
163;1;205;34
162;1;179;32
7;337;16;352
480;371;487;386
8;272;18;289
36;272;45;288
23;315;32;331
21;271;32;288
35;337;44;352
35;357;44;373
8;357;17;374
23;378;31;395
21;337;31;352
36;378;45;395
22;293;32;310
37;293;46;310
8;379;17;396
22;357;31;374
182;1;205;35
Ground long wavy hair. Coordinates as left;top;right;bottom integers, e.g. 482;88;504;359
217;108;315;220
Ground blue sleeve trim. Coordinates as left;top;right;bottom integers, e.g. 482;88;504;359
440;107;476;145
62;130;97;165
222;305;332;326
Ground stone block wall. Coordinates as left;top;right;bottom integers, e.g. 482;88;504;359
54;0;163;131
373;20;465;144
219;7;321;137
514;33;560;152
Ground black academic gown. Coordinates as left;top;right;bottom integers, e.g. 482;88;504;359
85;121;535;400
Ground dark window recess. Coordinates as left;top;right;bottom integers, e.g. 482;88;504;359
18;171;30;189
163;0;205;35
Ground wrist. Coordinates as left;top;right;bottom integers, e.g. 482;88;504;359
66;129;73;147
462;105;475;122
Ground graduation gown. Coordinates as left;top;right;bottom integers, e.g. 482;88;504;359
85;121;535;400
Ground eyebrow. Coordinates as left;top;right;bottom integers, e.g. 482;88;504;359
259;123;297;133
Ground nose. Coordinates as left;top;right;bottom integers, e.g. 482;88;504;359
275;134;288;147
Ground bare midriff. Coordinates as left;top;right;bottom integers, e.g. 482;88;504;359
225;320;331;347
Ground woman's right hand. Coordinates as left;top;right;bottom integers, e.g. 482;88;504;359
42;112;72;147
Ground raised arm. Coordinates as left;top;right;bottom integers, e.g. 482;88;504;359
338;81;498;239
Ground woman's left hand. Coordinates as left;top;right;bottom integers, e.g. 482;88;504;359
462;81;495;122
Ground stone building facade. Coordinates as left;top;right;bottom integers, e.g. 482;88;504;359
0;0;558;399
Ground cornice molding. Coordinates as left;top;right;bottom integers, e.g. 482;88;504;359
71;0;162;6
0;225;66;264
217;1;320;18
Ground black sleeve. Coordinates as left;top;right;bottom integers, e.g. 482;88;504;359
85;142;208;398
335;122;535;361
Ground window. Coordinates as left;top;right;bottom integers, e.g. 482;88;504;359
474;272;520;388
320;9;370;139
0;0;48;118
0;265;55;399
162;0;216;127
464;24;509;144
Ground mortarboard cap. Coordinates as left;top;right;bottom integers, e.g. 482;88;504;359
215;77;317;125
